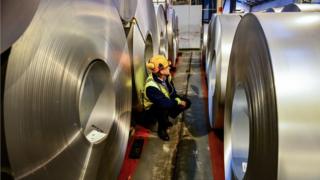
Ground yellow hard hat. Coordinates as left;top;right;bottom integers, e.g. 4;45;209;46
146;55;171;73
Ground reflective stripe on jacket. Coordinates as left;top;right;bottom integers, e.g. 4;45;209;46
143;74;181;110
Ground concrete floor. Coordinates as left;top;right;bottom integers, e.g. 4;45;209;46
119;51;224;180
174;51;213;180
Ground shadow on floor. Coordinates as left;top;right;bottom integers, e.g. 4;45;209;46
184;95;211;137
173;138;197;180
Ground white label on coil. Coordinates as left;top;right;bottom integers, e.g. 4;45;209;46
86;130;107;143
242;162;247;173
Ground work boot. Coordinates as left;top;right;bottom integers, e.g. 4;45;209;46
158;129;169;141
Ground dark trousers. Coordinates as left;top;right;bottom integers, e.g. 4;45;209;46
143;97;191;131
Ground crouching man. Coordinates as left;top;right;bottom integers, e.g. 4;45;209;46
143;55;191;141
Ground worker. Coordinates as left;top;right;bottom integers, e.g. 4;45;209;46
143;55;191;141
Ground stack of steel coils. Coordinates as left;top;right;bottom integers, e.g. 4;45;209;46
282;3;320;12
126;0;159;112
205;14;241;128
201;23;209;63
174;15;179;55
3;0;132;179
224;13;320;180
265;7;283;13
212;15;241;129
204;8;320;180
264;3;320;13
167;5;179;66
205;14;216;127
154;4;169;58
205;14;216;76
1;0;178;178
174;15;180;61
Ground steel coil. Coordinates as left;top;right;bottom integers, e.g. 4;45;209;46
205;14;216;77
207;15;241;128
206;15;217;127
282;3;320;12
113;0;137;22
201;24;209;63
174;15;180;58
128;0;159;111
265;7;283;13
224;13;320;180
1;0;40;53
4;0;132;179
173;38;177;65
167;6;177;66
154;4;169;58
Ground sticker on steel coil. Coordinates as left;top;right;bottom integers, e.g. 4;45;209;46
86;130;107;143
242;162;247;173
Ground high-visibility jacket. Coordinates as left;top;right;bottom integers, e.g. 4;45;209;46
143;73;182;110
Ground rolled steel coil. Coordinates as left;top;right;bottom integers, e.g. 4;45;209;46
128;0;159;111
174;15;180;58
201;23;209;64
205;14;216;77
282;3;320;12
113;0;137;22
4;0;132;179
154;4;169;58
206;15;216;127
1;0;40;53
265;7;283;13
173;38;178;65
207;14;241;128
224;13;320;180
167;6;178;66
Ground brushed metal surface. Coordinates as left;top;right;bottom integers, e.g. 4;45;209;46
205;14;216;76
265;7;283;13
167;5;178;66
4;0;132;179
128;0;159;111
207;15;241;128
201;23;209;64
224;13;320;180
1;0;40;52
206;15;217;127
174;15;180;58
282;3;320;12
154;4;169;58
213;15;241;129
113;0;137;22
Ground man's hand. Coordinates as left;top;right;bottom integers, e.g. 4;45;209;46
180;100;187;107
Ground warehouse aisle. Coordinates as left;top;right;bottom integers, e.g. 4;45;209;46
119;51;223;180
118;52;190;180
174;51;214;180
